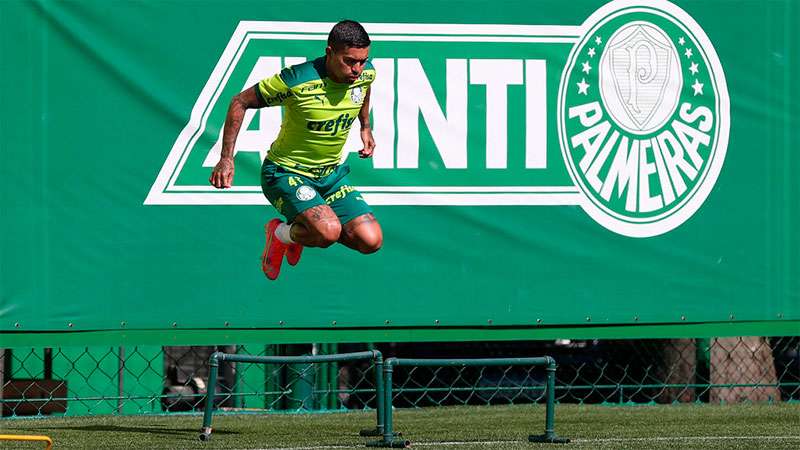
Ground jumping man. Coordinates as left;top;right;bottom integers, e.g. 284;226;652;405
209;20;382;280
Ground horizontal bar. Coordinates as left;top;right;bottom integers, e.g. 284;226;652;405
4;320;798;348
3;382;796;406
388;357;553;367
552;382;800;390
212;350;377;365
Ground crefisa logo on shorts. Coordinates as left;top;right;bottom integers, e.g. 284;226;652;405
559;0;729;237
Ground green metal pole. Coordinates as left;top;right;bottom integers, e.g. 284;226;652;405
360;351;385;437
545;364;556;437
383;365;393;444
374;355;385;434
199;352;220;441
367;359;408;448
317;344;328;411
529;358;569;444
233;346;243;409
366;362;394;447
327;343;339;410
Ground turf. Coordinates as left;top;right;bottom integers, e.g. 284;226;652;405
1;403;799;449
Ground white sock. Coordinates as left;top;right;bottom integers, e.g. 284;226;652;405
274;222;295;244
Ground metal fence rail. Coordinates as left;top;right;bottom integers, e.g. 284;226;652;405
1;337;797;418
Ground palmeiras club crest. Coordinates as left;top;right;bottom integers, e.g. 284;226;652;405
558;0;729;237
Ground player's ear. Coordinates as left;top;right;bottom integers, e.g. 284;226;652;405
325;45;333;58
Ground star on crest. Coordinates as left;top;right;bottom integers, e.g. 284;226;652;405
691;79;704;96
689;62;699;75
581;61;592;74
678;37;686;46
588;47;596;58
577;78;590;95
684;48;693;58
594;36;602;45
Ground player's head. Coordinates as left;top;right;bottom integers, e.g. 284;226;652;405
325;20;371;84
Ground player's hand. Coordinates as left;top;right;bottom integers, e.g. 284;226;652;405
358;127;375;158
209;157;235;188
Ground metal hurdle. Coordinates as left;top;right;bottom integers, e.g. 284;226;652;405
199;350;387;441
367;356;570;447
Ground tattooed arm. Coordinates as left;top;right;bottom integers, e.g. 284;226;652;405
209;85;267;188
358;87;375;159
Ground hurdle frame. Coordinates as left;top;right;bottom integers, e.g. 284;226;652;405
199;349;387;441
367;356;570;447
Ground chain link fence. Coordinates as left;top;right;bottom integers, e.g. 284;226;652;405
1;337;797;418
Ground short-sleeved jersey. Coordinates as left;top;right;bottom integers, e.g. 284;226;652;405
256;56;376;170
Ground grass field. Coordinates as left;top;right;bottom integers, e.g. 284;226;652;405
1;403;799;449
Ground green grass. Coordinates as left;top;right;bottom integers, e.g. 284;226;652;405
1;404;799;449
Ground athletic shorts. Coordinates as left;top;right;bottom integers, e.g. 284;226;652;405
260;158;372;224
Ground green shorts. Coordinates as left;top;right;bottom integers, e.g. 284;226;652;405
260;158;372;224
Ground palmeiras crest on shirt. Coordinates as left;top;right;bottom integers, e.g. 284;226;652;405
350;86;364;104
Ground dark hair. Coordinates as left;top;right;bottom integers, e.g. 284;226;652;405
328;20;371;51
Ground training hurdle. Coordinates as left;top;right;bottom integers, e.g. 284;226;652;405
0;435;53;450
367;356;570;448
199;350;387;441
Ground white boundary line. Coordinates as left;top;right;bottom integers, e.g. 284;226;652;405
254;435;800;449
143;192;584;206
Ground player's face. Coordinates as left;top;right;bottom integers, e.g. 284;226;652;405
326;45;370;84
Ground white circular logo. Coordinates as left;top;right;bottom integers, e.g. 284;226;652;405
351;86;363;104
296;185;316;201
557;0;730;238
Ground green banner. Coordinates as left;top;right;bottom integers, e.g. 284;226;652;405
1;0;797;342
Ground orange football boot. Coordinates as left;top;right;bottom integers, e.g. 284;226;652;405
261;219;287;280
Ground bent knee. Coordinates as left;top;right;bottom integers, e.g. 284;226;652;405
314;220;342;247
357;229;383;254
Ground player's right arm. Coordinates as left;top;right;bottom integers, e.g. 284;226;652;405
209;85;267;189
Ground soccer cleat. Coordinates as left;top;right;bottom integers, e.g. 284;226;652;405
261;218;287;280
286;242;303;266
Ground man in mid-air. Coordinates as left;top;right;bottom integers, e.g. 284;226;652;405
209;20;381;280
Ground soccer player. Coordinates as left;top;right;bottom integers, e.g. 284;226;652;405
209;20;382;280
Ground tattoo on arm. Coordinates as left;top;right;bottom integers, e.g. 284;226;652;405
220;85;266;159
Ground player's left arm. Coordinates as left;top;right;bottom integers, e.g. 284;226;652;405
358;87;375;159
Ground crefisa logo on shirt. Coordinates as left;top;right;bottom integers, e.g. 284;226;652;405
145;0;728;238
559;1;729;237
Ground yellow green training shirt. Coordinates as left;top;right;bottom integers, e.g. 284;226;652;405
256;56;376;169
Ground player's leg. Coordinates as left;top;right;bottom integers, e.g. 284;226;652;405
319;164;382;254
289;204;342;248
339;213;382;254
260;160;331;278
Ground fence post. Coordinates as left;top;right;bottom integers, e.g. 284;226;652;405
359;350;385;437
367;359;409;448
529;357;569;443
117;347;125;414
199;352;221;441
